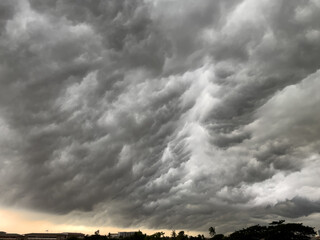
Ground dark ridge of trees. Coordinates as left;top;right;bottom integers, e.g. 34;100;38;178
81;220;315;240
216;220;316;240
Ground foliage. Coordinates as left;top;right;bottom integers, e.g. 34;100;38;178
226;220;315;240
176;231;188;240
265;222;315;240
189;235;205;240
208;227;216;238
227;225;267;240
211;234;225;240
85;234;108;240
125;231;146;240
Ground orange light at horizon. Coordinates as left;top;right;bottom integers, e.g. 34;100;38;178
0;208;115;235
0;207;203;237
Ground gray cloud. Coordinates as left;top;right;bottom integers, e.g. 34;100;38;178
1;0;320;233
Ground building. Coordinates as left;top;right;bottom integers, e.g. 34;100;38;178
0;232;24;240
118;232;138;238
62;233;84;239
108;234;119;239
108;232;139;239
25;233;68;240
24;233;84;240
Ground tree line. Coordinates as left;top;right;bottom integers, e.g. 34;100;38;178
209;220;316;240
79;220;316;240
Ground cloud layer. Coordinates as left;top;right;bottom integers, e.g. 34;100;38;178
1;0;320;233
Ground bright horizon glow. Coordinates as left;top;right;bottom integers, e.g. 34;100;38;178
0;208;203;237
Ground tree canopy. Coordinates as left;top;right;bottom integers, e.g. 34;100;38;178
226;220;315;240
208;227;216;238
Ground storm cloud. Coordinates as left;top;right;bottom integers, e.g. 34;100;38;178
1;0;320;233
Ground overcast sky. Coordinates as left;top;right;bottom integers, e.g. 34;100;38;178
1;0;320;235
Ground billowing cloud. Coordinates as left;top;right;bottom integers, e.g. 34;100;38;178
1;0;320;234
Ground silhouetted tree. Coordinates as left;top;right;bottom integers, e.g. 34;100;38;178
211;234;225;240
265;221;315;240
176;231;187;240
126;231;146;240
269;220;285;225
226;220;315;240
149;232;165;240
209;227;216;238
228;225;267;240
189;234;205;240
85;233;108;240
199;234;205;240
171;231;176;240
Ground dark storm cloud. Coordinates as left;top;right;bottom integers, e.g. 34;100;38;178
1;0;320;233
271;197;320;219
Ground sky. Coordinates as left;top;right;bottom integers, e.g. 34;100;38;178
1;0;320;236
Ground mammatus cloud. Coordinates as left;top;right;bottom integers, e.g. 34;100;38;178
1;0;320;233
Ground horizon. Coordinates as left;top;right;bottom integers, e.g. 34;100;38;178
1;0;320;236
0;208;203;237
1;205;320;236
1;214;320;238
